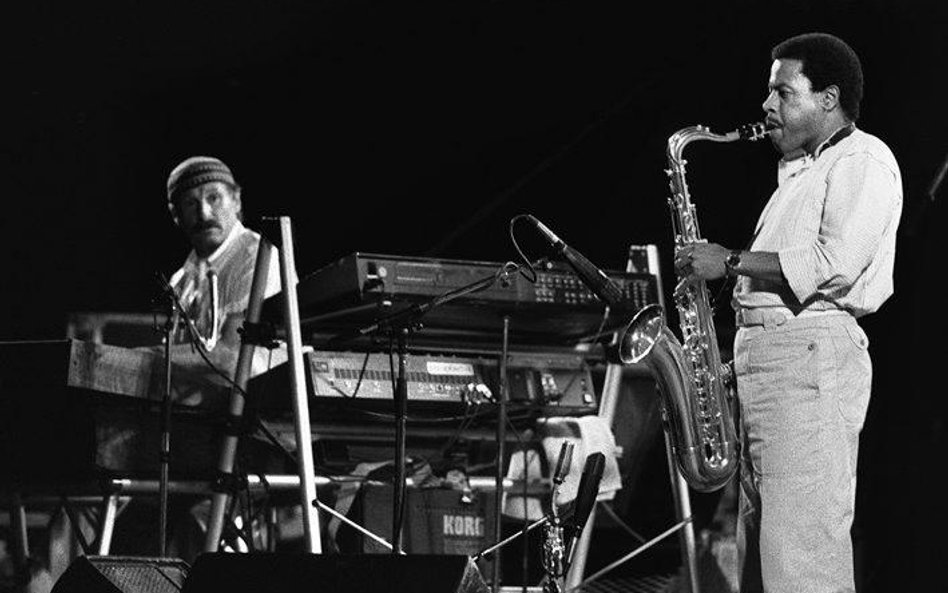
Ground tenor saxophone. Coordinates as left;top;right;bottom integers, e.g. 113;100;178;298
619;123;769;492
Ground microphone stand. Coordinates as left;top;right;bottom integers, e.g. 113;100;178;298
158;280;181;557
472;442;574;589
392;325;410;554
492;315;510;593
472;515;550;564
333;264;517;555
541;443;573;593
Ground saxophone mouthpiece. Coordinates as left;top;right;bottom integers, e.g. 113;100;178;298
739;122;771;141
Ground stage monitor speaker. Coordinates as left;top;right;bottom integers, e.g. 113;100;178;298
181;552;490;593
51;556;189;593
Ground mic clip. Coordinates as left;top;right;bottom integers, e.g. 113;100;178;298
238;321;280;349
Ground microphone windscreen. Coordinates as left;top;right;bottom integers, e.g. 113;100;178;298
570;452;605;535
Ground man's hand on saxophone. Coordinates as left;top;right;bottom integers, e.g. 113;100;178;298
675;242;786;285
675;242;730;281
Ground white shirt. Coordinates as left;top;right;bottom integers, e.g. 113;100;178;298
170;221;285;367
733;127;903;318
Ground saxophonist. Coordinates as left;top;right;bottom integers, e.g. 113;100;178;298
675;33;901;593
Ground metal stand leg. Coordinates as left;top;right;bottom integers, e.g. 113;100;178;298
204;218;322;554
663;434;699;593
564;362;700;593
564;363;623;590
204;237;273;552
640;243;699;592
491;316;510;593
96;494;121;555
8;494;31;586
275;217;322;553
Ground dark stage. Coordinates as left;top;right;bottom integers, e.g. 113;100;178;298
3;1;946;591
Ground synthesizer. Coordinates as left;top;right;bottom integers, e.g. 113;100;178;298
247;348;598;416
264;252;660;344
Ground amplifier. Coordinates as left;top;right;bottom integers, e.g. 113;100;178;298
337;484;497;579
263;252;660;345
356;484;496;553
248;349;597;415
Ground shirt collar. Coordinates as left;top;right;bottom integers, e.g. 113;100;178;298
777;152;811;184
813;122;856;159
776;123;856;184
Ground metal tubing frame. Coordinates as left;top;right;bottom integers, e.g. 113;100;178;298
564;243;699;592
563;362;622;589
563;363;698;592
7;473;533;574
491;315;510;592
391;330;409;554
646;242;699;593
203;233;273;552
276;216;322;553
96;494;120;555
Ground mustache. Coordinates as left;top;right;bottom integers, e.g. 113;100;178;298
189;221;221;232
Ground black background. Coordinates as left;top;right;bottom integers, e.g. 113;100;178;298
4;1;945;590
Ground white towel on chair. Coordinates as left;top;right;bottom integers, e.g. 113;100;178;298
539;415;622;504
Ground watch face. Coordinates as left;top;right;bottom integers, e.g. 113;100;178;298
726;252;741;269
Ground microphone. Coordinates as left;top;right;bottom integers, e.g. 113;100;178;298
565;452;605;559
552;441;574;487
525;215;625;307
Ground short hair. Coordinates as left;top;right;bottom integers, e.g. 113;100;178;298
771;33;864;121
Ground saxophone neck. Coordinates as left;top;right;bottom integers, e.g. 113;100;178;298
667;123;770;162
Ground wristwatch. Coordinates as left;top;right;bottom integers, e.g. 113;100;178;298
724;250;742;277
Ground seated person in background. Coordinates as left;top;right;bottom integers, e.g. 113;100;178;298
117;157;296;558
46;157;296;579
163;156;298;557
164;155;286;406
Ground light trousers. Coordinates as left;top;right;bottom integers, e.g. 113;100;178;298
733;314;871;593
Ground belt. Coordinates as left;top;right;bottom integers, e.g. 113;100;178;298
735;307;849;328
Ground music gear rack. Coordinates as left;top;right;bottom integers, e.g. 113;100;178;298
247;348;598;417
264;252;660;346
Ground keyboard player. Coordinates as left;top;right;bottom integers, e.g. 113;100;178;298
162;155;286;405
82;156;292;563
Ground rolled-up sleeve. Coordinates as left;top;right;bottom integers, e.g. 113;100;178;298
778;152;900;304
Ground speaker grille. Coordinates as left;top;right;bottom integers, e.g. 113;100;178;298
53;556;189;593
97;559;188;593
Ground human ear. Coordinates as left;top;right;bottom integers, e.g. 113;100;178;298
168;202;181;227
821;85;840;111
232;189;243;216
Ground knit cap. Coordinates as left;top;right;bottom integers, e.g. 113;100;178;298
166;156;236;203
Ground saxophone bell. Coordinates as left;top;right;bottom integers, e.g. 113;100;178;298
617;303;664;365
617;304;739;492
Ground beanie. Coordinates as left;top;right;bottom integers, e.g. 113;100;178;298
166;156;236;203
